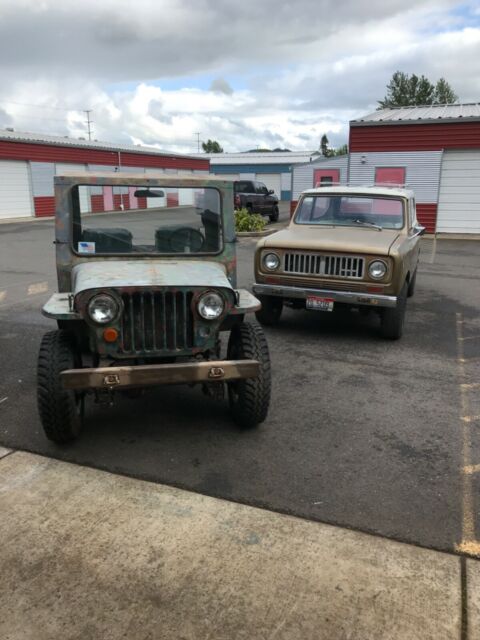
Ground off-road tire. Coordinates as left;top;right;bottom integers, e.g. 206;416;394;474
255;295;283;326
407;270;417;297
227;322;271;428
380;283;408;340
37;330;83;443
269;206;279;223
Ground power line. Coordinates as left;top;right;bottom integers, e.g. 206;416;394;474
0;99;85;112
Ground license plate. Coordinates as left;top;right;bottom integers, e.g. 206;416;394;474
306;296;334;312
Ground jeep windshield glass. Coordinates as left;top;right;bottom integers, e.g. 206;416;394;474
295;195;404;230
72;185;222;255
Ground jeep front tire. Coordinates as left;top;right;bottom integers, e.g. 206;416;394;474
37;330;84;443
227;323;271;428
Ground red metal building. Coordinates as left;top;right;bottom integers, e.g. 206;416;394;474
0;130;210;220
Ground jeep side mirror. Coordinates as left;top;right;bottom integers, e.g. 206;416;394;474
134;189;165;198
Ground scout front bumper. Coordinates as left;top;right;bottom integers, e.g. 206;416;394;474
61;359;259;391
252;283;397;308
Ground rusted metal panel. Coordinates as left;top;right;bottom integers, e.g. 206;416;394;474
61;359;260;390
72;260;232;294
42;294;80;320
232;289;261;314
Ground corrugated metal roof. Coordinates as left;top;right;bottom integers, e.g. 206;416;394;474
0;128;196;159
195;151;316;165
351;103;480;125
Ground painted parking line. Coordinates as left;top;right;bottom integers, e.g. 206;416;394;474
27;282;48;296
455;312;480;558
0;291;6;303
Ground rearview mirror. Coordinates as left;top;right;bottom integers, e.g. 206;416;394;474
134;189;165;198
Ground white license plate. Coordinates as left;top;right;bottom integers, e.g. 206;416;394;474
306;296;334;312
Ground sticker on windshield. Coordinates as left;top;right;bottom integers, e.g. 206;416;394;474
78;241;95;254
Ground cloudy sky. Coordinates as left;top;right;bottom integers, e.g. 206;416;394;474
0;0;479;154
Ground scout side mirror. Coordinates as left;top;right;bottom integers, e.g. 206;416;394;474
414;225;426;236
134;189;165;198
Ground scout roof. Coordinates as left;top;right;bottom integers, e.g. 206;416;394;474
302;185;414;199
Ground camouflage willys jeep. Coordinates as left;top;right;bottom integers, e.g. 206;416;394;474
253;185;425;339
38;173;271;443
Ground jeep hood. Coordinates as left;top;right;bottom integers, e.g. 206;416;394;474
260;226;400;255
72;260;232;296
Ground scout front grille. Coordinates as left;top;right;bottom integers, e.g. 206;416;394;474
120;291;195;354
284;252;364;279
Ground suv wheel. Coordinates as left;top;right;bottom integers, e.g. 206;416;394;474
380;283;408;340
407;270;417;297
37;330;84;443
227;323;271;428
246;204;254;215
255;295;283;326
269;206;279;223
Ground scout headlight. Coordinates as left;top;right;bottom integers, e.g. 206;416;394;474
263;252;280;271
368;260;388;280
87;294;119;324
197;291;224;320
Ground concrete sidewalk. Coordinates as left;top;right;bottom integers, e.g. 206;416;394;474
0;446;477;640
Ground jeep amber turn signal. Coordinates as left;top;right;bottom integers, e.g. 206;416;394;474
103;327;118;342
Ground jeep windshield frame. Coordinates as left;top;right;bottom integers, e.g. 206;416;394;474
70;184;225;258
294;194;406;230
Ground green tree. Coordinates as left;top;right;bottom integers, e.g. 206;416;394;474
320;134;333;157
202;139;224;153
378;71;458;108
333;144;348;156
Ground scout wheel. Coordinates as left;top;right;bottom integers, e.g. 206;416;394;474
269;206;279;222
407;270;417;297
380;283;408;340
255;295;283;326
37;330;84;443
227;323;271;428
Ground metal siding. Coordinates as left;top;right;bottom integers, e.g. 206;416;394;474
30;162;55;197
349;122;480;152
292;157;348;199
348;151;442;203
34;196;55;217
437;150;480;233
258;173;281;197
0;160;33;218
0;140;209;170
210;164;292;173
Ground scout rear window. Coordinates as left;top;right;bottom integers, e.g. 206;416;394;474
72;185;222;255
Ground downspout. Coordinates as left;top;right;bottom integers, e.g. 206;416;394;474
117;151;125;211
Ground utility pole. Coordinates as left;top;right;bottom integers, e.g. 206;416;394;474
84;110;93;141
195;132;201;153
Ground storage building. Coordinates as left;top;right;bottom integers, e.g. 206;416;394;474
0;130;210;220
291;154;349;215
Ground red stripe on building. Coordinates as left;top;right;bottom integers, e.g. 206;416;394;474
113;194;130;210
34;196;55;217
0;140;209;170
349;122;480;152
416;203;437;234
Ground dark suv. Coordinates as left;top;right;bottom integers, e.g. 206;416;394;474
234;180;279;222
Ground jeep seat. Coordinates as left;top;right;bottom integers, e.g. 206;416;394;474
81;228;133;253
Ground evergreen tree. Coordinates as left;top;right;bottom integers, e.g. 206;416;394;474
378;71;457;108
201;139;224;153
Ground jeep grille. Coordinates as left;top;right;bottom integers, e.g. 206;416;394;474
120;291;194;354
284;252;364;279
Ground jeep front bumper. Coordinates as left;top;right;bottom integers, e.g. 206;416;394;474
252;283;397;308
61;359;259;391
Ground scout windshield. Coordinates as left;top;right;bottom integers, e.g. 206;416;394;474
72;185;222;255
295;195;404;230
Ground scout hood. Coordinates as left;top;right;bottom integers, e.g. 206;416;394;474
260;226;400;256
72;260;232;296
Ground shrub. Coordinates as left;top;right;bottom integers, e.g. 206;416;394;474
234;208;267;233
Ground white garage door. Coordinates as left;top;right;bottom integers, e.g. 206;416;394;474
0;160;33;219
257;174;281;198
437;150;480;233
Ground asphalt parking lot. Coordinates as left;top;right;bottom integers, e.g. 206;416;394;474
0;216;479;556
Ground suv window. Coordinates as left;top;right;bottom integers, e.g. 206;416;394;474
234;181;254;193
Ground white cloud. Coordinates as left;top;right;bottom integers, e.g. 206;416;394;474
0;0;478;153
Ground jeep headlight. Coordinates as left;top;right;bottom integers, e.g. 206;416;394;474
197;291;224;320
87;294;119;324
263;252;280;271
368;260;388;280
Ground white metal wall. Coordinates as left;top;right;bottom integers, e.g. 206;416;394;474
292;156;348;200
259;173;281;197
348;151;443;203
437;150;480;233
0;160;33;219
